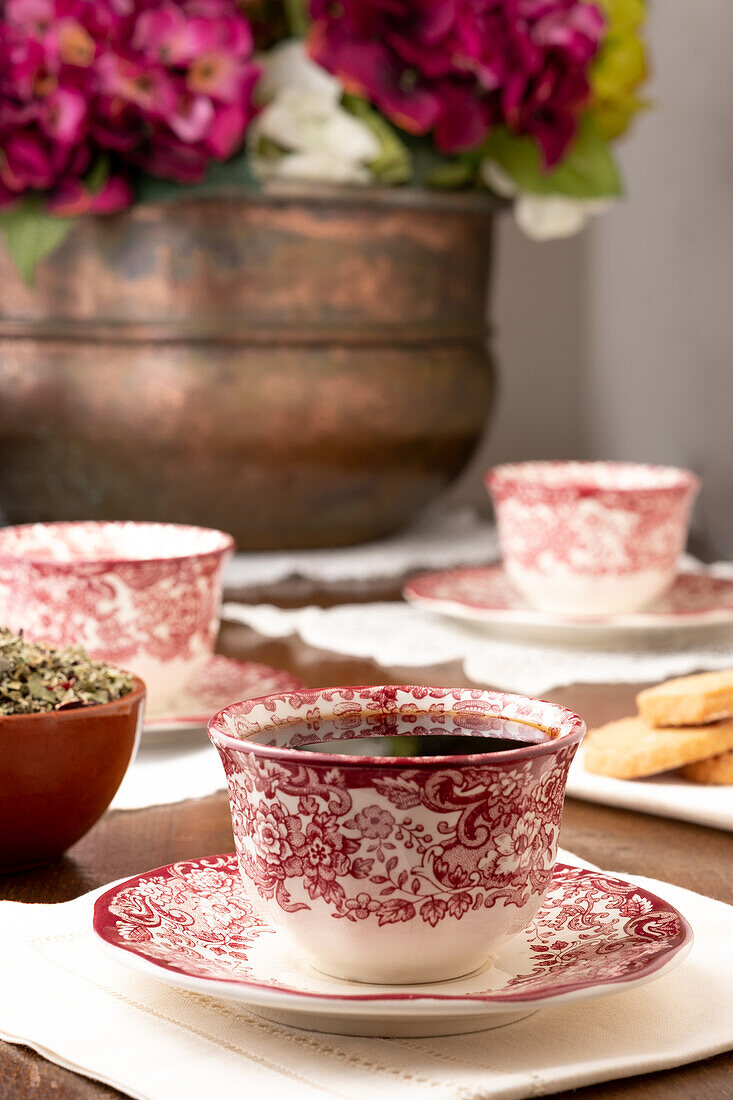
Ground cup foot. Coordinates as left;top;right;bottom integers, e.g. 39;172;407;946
308;955;495;987
248;1005;536;1037
505;563;675;617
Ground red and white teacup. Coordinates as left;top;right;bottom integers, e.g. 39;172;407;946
208;685;585;985
0;521;234;713
486;461;699;617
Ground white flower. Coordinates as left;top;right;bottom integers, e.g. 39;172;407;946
250;41;380;184
515;195;613;241
481;161;518;200
255;39;338;103
489;814;543;877
481;159;613;241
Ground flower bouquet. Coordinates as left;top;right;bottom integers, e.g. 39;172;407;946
0;0;647;282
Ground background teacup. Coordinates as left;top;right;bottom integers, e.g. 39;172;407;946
0;521;234;714
209;685;585;985
486;461;700;617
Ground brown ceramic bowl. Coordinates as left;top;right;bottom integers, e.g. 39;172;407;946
0;677;145;872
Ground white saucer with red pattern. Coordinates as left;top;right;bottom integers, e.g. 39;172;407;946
143;656;303;735
404;565;733;634
93;854;692;1038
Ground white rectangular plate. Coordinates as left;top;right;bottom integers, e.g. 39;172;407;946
567;747;732;832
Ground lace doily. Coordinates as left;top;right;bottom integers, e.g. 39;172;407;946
111;734;225;811
225;507;497;588
221;600;733;695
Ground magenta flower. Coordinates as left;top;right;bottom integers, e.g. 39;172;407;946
309;0;605;167
46;173;133;215
0;0;259;212
39;88;88;144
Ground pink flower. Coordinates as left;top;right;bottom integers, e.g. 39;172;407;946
309;0;605;167
250;801;303;866
479;812;548;879
0;0;259;211
291;813;359;905
344;892;380;920
353;805;395;840
95;54;180;118
253;807;289;857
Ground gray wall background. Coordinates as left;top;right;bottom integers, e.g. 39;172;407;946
454;0;733;559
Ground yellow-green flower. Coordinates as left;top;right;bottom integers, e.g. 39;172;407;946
591;0;649;140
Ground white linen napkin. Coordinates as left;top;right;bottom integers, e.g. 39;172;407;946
111;730;225;812
567;748;733;831
1;851;731;1100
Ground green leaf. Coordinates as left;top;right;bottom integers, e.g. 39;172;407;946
284;0;309;37
483;115;623;199
426;156;480;190
396;133;488;191
0;196;74;285
85;155;110;194
342;95;412;185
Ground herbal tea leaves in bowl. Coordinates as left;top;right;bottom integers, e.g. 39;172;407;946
0;629;133;716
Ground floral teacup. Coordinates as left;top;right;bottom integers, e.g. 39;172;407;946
487;461;699;616
208;685;585;985
0;521;234;714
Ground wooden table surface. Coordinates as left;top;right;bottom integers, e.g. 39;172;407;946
1;595;731;1100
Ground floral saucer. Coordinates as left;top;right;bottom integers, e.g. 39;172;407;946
93;854;692;1038
404;565;733;634
143;656;303;735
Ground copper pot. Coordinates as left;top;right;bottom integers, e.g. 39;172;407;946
0;186;498;549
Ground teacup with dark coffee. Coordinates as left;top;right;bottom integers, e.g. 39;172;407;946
209;686;585;985
293;715;544;758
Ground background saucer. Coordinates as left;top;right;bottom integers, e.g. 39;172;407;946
404;565;733;635
143;655;303;735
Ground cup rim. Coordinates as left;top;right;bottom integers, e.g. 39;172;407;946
208;685;586;768
0;521;235;568
485;460;700;497
0;675;146;725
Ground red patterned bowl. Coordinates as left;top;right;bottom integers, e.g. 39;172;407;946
0;522;234;713
486;461;699;616
208;685;585;985
0;677;145;872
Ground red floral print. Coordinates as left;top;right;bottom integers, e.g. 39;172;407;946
209;686;585;931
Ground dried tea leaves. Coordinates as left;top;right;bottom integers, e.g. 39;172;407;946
0;628;134;715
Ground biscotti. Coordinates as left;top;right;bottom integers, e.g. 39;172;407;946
680;750;733;785
584;716;733;779
637;670;733;727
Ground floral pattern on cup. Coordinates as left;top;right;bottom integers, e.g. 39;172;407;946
219;744;576;931
486;462;699;615
209;686;585;983
0;521;233;712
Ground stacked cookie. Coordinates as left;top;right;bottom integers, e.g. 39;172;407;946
585;670;733;783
